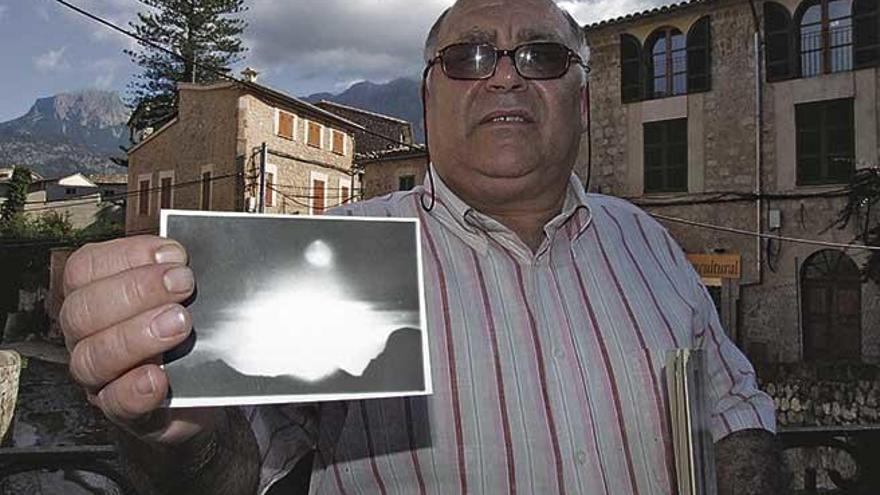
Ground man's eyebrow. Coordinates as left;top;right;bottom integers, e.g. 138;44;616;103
453;29;496;44
516;28;564;43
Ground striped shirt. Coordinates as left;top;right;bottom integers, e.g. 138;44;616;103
246;173;775;495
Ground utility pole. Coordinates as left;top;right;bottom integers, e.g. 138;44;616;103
259;142;268;213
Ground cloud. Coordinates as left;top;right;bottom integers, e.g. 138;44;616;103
241;0;661;92
34;47;69;72
90;58;123;89
558;0;667;25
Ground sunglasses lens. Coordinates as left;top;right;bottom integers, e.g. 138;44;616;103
516;43;570;79
442;44;497;79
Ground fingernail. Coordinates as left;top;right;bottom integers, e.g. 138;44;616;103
155;244;187;265
149;306;187;340
163;266;194;294
136;368;156;395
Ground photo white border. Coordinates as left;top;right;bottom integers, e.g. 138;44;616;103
160;209;431;408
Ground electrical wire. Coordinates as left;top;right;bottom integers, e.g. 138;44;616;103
51;0;426;156
651;212;880;251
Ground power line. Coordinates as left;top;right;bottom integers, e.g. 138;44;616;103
51;0;426;155
651;212;880;252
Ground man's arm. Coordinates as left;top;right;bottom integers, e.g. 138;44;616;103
117;406;260;495
715;428;786;495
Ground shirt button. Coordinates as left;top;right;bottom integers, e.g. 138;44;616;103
553;348;565;359
575;450;587;464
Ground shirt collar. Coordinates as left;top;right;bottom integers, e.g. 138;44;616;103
423;169;593;258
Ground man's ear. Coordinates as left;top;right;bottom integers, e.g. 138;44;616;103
579;82;590;134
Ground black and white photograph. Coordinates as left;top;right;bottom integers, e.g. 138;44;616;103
160;210;429;407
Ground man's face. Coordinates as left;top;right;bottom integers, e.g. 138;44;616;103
425;0;588;205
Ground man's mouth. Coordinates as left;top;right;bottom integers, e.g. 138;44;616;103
479;110;534;125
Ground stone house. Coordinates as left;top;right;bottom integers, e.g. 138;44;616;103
314;100;415;156
311;101;428;200
584;0;880;364
126;74;362;235
357;145;428;200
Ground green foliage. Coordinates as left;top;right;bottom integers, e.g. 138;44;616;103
0;211;76;241
125;0;248;130
0;167;32;222
830;167;880;285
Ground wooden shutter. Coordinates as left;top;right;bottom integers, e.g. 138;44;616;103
332;131;345;155
687;17;712;93
620;34;644;103
278;111;294;140
765;2;795;81
265;172;274;207
312;179;325;214
138;180;150;215
160;177;172;209
308;122;322;148
341;185;350;204
854;0;880;68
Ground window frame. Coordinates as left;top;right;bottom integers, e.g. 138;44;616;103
398;175;416;191
158;170;174;210
645;27;688;100
796;0;854;77
137;173;152;216
309;171;328;215
276;109;296;141
307;121;323;149
200;165;214;211
264;163;278;208
795;97;855;186
643;118;689;194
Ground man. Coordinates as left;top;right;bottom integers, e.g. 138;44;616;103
60;0;782;493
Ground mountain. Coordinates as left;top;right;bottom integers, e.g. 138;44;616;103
0;90;130;178
305;78;424;143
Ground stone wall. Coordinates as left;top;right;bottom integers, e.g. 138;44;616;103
361;153;428;200
126;85;241;234
585;0;880;364
239;94;357;214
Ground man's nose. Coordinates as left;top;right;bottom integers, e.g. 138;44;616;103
487;54;526;92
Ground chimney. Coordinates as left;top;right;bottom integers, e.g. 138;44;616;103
241;67;259;83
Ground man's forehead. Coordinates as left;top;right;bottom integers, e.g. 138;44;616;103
439;0;570;44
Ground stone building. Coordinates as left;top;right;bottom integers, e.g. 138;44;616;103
314;100;415;156
126;75;362;234
584;0;880;365
357;145;428;200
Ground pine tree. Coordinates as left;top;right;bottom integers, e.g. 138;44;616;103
125;0;248;130
0;167;31;225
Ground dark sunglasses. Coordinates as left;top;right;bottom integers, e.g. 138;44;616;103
428;41;590;80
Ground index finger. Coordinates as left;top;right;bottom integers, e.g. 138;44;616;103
64;236;188;296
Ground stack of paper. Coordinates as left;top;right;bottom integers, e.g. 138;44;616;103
666;349;717;495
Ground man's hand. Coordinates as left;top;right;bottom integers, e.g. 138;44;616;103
61;235;221;446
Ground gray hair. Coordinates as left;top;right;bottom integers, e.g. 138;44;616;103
423;3;590;67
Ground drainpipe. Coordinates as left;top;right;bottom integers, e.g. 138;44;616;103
748;0;765;286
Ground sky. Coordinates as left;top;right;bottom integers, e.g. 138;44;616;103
0;0;665;122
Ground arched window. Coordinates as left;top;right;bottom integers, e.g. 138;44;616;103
797;0;854;77
801;249;862;361
646;27;687;98
765;2;796;80
853;0;880;67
